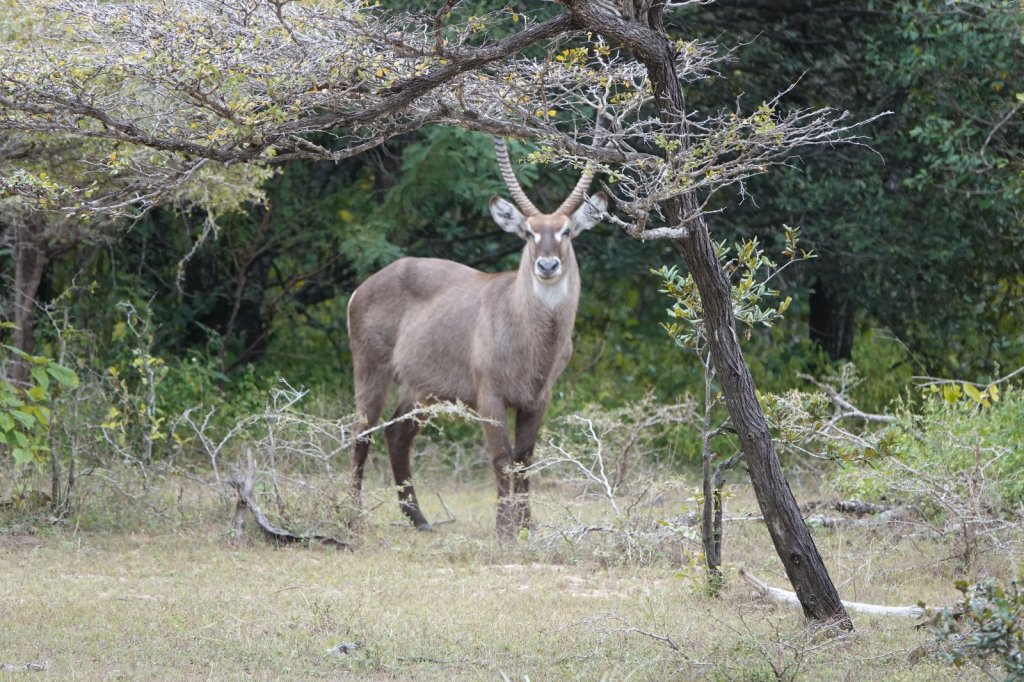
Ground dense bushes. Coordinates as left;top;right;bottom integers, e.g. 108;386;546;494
834;386;1024;509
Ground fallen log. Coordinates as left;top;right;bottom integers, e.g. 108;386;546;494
230;480;349;549
739;567;927;618
805;508;908;529
835;499;890;516
229;450;349;550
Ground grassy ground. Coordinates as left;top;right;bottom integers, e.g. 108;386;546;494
0;472;1007;681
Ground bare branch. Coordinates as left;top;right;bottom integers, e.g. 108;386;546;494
799;373;897;424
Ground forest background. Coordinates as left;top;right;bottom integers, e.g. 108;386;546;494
2;0;1023;542
7;0;1022;420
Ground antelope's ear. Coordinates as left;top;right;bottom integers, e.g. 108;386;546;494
490;196;529;239
571;192;608;237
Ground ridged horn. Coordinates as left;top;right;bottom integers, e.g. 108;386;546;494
494;138;540;217
556;114;608;216
554;161;596;217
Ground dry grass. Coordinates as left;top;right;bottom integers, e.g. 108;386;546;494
0;467;1006;681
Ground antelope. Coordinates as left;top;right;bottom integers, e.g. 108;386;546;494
347;138;607;537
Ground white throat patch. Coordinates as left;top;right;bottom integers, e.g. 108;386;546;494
532;274;569;309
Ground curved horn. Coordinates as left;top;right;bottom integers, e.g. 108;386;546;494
554;161;596;217
494;138;540;217
556;115;608;216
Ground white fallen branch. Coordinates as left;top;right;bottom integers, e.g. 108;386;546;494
739;567;927;618
0;662;47;672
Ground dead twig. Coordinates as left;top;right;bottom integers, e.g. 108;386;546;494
229;458;350;550
432;492;457;526
799;373;897;424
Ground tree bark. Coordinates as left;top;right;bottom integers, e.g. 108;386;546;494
676;215;850;627
563;0;852;628
10;215;48;386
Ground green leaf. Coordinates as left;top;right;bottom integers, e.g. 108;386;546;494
11;447;35;465
27;405;50;427
30;366;50;391
46;364;79;388
963;382;983;403
28;384;47;402
11;410;37;431
1;343;33;360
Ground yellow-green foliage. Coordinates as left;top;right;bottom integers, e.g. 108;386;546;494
835;386;1024;507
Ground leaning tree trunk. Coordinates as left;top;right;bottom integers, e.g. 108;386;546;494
565;0;852;628
676;212;851;628
9;215;48;387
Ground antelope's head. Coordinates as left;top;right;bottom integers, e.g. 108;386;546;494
489;138;607;288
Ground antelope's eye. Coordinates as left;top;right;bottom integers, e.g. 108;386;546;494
559;225;572;239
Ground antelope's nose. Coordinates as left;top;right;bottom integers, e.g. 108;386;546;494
536;257;561;279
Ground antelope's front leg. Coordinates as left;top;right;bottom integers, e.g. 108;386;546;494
513;407;545;531
480;400;516;539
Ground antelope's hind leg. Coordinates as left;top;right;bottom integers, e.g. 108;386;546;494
351;377;389;495
385;401;432;531
349;353;391;529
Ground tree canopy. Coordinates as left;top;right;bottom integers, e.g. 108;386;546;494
5;1;1019;383
1;0;876;223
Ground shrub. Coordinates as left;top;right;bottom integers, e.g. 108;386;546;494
1;340;79;467
932;579;1024;680
833;386;1024;508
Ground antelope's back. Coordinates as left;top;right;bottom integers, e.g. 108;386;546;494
348;257;505;404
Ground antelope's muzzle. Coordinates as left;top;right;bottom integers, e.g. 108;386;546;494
535;257;561;280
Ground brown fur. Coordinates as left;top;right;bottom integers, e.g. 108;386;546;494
347;194;606;536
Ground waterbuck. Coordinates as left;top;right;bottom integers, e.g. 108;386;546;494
347;138;607;537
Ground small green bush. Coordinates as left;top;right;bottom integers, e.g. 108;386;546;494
1;339;79;466
932;579;1024;681
833;385;1024;508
